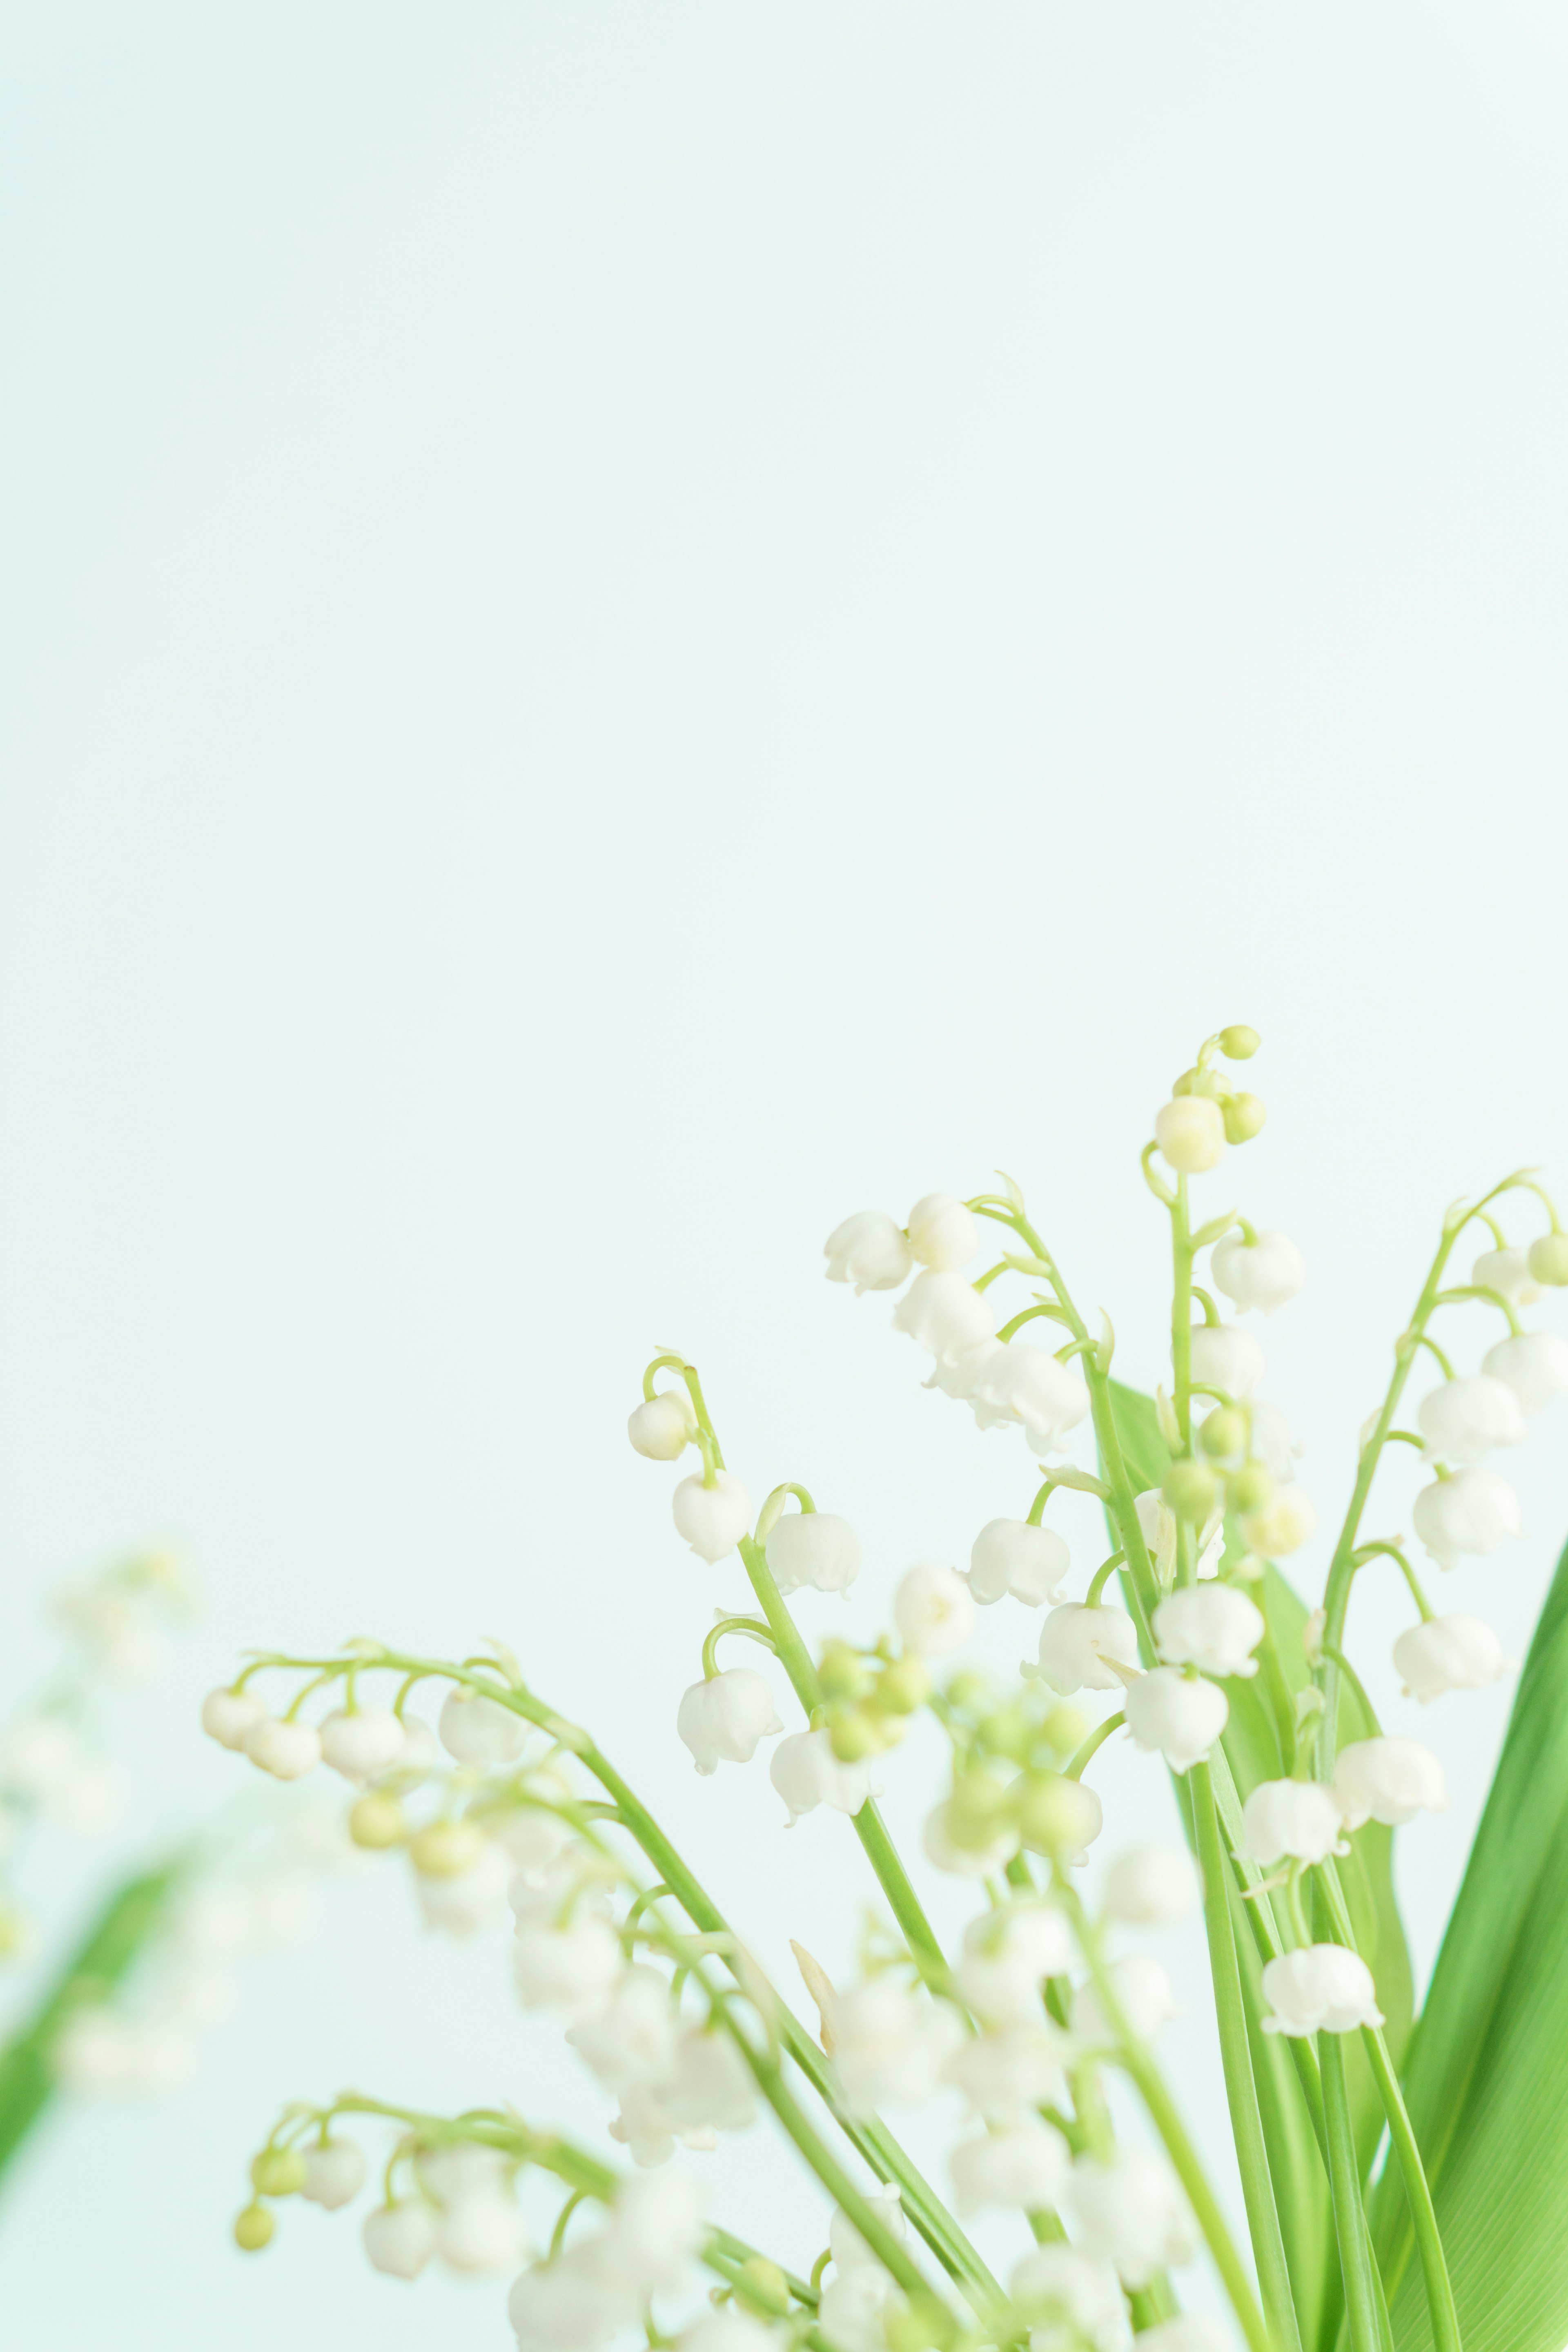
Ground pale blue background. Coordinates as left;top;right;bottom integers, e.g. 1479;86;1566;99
4;3;1568;2345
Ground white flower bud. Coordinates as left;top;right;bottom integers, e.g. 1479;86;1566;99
301;2139;366;2210
1102;1842;1203;1926
950;2120;1069;2216
671;1470;753;1562
1036;1602;1139;1695
905;1192;979;1271
1412;1466;1523;1568
824;1211;915;1294
922;1803;1021;1878
200;1688;266;1752
817;2268;894;2352
676;1670;782;1774
1155;1096;1225;1174
1211;1230;1305;1316
1187;1323;1265;1400
1261;1943;1383;2035
1393;1612;1514;1702
829;2183;906;2272
1243;1483;1316;1559
956;1905;1074;2023
893;1561;975;1656
439;1687;529;1767
1153;1584;1264;1679
1071;1953;1180;2046
241;1717;321;1780
628;1389;697;1461
1472;1245;1543;1308
770;1728;872;1824
1069;2147;1195;2286
891;1270;996;1364
968;1518;1069;1606
1124;1669;1227;1775
765;1511;862;1595
1334;1736;1447;1829
1134;2322;1231;2352
363;2201;438;2279
1417;1375;1526;1464
832;1979;965;2112
1239;1777;1345;1864
513;1917;625;2021
318;1705;407;1786
1483;1330;1568;1417
946;2019;1071;2120
1009;2244;1129;2352
1134;1489;1223;1582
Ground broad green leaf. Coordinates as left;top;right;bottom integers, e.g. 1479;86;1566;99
1370;1533;1568;2352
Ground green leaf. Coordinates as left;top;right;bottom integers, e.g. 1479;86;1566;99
1370;1532;1568;2352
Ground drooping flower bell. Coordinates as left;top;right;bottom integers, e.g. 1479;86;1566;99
241;1716;321;1780
1472;1244;1543;1308
628;1387;698;1461
676;1670;783;1774
1123;1669;1228;1775
1412;1466;1523;1568
904;1192;979;1270
363;2199;439;2280
823;1211;914;1294
1392;1612;1514;1702
949;2120;1069;2216
830;1978;965;2113
1009;2243;1129;2352
764;1510;862;1596
301;2139;366;2210
1187;1323;1265;1400
1211;1230;1305;1316
1102;1841;1203;1926
671;1470;753;1562
513;1914;624;2023
769;1728;872;1824
439;1686;529;1768
1261;1944;1383;2036
1036;1602;1140;1695
967;1517;1070;1606
956;1904;1074;2024
946;2019;1071;2122
1069;2146;1196;2286
1483;1330;1568;1416
1416;1375;1526;1464
1071;1953;1181;2047
1239;1777;1346;1864
1154;1097;1226;1176
968;1343;1090;1453
318;1705;408;1786
1334;1735;1447;1828
200;1686;266;1751
1152;1584;1265;1679
1242;1483;1316;1559
892;1270;996;1364
894;1561;976;1656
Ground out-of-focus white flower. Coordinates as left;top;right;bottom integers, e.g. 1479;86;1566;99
363;2201;439;2281
1154;1098;1225;1176
375;1711;438;1791
1262;1944;1383;2035
1133;2322;1232;2352
628;1390;698;1461
829;2184;906;2272
1412;1467;1523;1568
765;1511;862;1596
2;1715;83;1795
832;1979;964;2113
906;1193;979;1271
514;1915;624;2022
242;1717;321;1780
950;2120;1069;2216
1248;1399;1301;1483
1417;1376;1527;1465
423;2148;530;2274
415;1840;512;1940
1102;1842;1203;1927
509;2243;633;2352
1472;1245;1543;1308
1240;1777;1346;1864
606;2168;708;2298
824;1212;915;1295
1483;1330;1568;1417
676;1670;782;1775
1134;1489;1223;1583
53;2010;197;2096
1243;1484;1317;1559
439;1687;529;1768
1211;1230;1305;1316
1393;1613;1514;1702
1188;1323;1265;1400
968;1518;1070;1606
893;1271;996;1365
894;1562;975;1656
922;1803;1020;1878
956;1904;1074;2023
318;1705;407;1786
1009;2243;1129;2352
46;1761;123;1835
672;1471;753;1563
302;2139;366;2209
497;1806;575;1880
1124;1670;1227;1775
817;2266;895;2352
1070;2147;1196;2286
568;1965;678;2093
1036;1603;1140;1695
968;1344;1091;1454
1334;1737;1447;1829
200;1688;267;1752
1072;1953;1180;2047
947;2021;1070;2122
1153;1584;1264;1679
770;1729;872;1825
679;2314;781;2352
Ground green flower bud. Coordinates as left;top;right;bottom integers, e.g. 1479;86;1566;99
1222;1092;1267;1144
1011;1769;1099;1857
1529;1232;1568;1287
1172;1066;1227;1101
828;1706;880;1762
877;1656;931;1715
1163;1459;1218;1522
973;1701;1032;1763
944;1671;990;1714
1228;1462;1275;1515
348;1793;408;1850
1041;1702;1089;1758
234;2202;276;2252
735;2257;791;2315
819;1643;872;1704
1200;1406;1249;1463
408;1819;486;1879
1219;1025;1261;1060
946;1769;1014;1850
250;2147;307;2198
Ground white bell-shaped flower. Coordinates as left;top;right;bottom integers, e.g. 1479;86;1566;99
765;1510;862;1596
950;2120;1069;2216
1071;1953;1180;2047
376;1711;438;1791
1243;1483;1317;1559
1247;1399;1301;1483
363;2201;439;2280
894;1561;975;1656
508;2242;633;2352
1393;1613;1514;1702
1483;1330;1568;1417
1472;1245;1543;1308
1334;1736;1447;1829
1036;1602;1140;1695
660;2026;759;2137
922;1802;1022;1878
1211;1230;1305;1316
817;2267;895;2352
675;1670;783;1775
892;1271;996;1365
628;1389;697;1461
1124;1669;1227;1775
567;1965;679;2094
318;1705;407;1786
439;1686;529;1768
605;2169;708;2299
671;1470;753;1562
436;2184;529;2275
1134;1489;1223;1582
1261;1943;1383;2036
1009;2243;1129;2352
956;1904;1074;2023
1069;2147;1196;2286
829;2185;905;2273
513;1915;624;2022
968;1517;1070;1606
831;1978;965;2114
415;1840;512;1940
200;1688;266;1751
1239;1777;1346;1864
824;1211;914;1295
1153;1584;1264;1679
946;2019;1071;2122
1187;1323;1265;1400
301;2139;366;2210
1102;1841;1203;1926
241;1717;321;1780
968;1343;1091;1452
1417;1375;1526;1464
770;1728;872;1825
1412;1467;1523;1568
1154;1097;1226;1176
905;1192;979;1270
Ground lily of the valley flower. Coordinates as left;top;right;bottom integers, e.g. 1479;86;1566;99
1334;1735;1447;1828
905;1192;979;1270
1242;1483;1316;1559
764;1510;862;1595
955;1903;1074;2022
439;1686;529;1768
831;1978;965;2113
627;1388;698;1461
1134;1488;1223;1581
1472;1245;1542;1308
1412;1466;1523;1568
1009;2243;1129;2352
892;1270;996;1364
242;1717;321;1780
318;1705;407;1786
1417;1374;1526;1464
1154;1097;1226;1176
823;1212;913;1294
1102;1841;1203;1926
1239;1777;1345;1864
968;1343;1090;1452
1393;1612;1514;1702
1152;1584;1265;1678
893;1561;975;1655
946;2019;1071;2122
1261;1944;1383;2036
671;1470;753;1563
1036;1602;1140;1695
1069;2146;1196;2286
967;1517;1070;1606
1483;1329;1568;1416
950;2120;1069;2216
769;1728;872;1824
676;1669;782;1774
1123;1669;1228;1775
1188;1323;1265;1400
1211;1230;1305;1316
1071;1953;1180;2047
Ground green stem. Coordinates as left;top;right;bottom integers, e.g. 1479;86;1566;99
1321;2036;1380;2352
